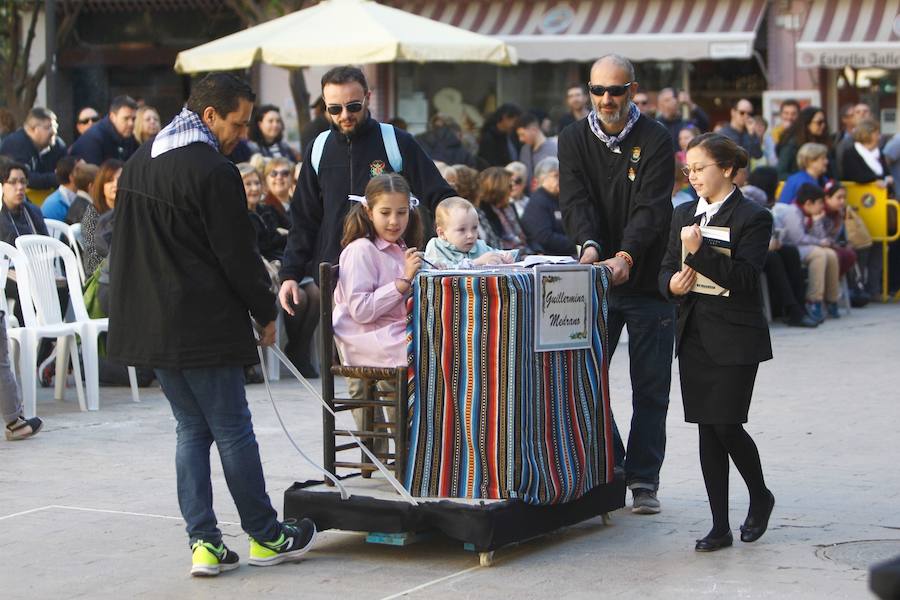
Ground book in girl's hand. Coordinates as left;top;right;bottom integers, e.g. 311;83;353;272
682;225;731;297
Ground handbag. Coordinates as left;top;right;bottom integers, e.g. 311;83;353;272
844;208;873;250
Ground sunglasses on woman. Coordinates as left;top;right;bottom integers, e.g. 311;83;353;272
325;101;364;116
78;115;100;125
588;82;632;97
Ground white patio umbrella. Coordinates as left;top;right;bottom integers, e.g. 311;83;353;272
174;0;516;73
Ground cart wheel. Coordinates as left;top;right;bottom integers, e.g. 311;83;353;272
479;551;494;567
601;512;611;526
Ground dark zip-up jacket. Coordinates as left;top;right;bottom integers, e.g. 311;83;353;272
68;116;138;166
107;141;275;369
0;128;59;189
559;114;675;297
280;116;455;281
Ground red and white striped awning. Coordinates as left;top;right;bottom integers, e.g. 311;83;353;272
796;0;900;69
383;0;768;62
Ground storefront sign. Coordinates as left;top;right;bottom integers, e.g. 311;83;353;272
798;50;900;69
709;42;752;59
534;265;593;352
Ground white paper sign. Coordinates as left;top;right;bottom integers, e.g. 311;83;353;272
534;264;593;352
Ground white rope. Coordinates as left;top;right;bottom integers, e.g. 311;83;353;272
257;343;418;506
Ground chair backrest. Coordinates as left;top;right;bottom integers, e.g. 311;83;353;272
69;222;83;246
51;220;87;284
319;262;339;369
44;219;68;242
843;182;900;242
15;235;89;326
0;241;39;328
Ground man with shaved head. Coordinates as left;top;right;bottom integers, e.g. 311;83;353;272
559;54;676;515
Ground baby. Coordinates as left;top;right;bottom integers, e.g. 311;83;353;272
424;197;516;268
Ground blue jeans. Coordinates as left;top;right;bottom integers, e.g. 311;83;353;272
155;367;280;545
606;293;676;491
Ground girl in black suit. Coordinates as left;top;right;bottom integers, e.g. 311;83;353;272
660;133;776;552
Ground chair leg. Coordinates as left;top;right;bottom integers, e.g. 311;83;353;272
54;336;69;401
127;366;140;403
19;332;37;419
67;335;86;412
81;330;100;411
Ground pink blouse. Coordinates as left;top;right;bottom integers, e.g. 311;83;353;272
333;237;409;368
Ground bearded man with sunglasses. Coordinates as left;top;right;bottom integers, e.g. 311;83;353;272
279;65;455;305
559;54;676;516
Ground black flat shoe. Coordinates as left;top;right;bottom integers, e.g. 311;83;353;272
741;490;775;543
695;531;733;552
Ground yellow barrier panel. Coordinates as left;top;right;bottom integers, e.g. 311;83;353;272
843;182;899;302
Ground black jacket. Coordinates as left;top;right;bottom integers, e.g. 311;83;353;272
280;116;456;281
416;127;485;169
107;141;276;369
477;124;518;167
250;205;287;262
0;201;48;246
658;188;773;365
559;115;675;297
68;117;138;166
657;108;710;150
841;145;889;184
0;128;59;189
520;187;576;256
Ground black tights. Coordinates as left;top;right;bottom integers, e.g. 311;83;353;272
698;424;769;537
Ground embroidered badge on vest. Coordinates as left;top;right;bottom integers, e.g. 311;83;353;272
627;166;636;182
630;146;641;163
369;160;386;177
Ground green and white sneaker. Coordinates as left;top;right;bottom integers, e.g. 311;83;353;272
190;540;240;577
248;519;316;567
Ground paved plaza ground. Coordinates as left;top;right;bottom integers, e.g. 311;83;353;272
2;303;899;599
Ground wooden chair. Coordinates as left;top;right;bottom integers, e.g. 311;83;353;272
319;262;408;483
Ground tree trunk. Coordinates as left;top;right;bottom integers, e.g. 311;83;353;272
289;68;311;130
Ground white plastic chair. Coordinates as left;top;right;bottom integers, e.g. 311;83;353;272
14;235;139;411
46;218;87;285
0;241;85;418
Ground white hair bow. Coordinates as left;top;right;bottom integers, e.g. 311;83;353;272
348;194;420;208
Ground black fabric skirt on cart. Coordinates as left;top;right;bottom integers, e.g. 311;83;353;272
678;316;759;425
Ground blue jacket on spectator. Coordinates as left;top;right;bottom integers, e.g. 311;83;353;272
521;187;576;256
68;117;138;166
0;128;59;189
41;186;77;221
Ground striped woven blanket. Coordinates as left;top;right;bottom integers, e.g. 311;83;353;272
405;267;614;505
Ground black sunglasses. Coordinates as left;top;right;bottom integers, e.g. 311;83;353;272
78;115;100;125
588;82;632;97
326;101;364;116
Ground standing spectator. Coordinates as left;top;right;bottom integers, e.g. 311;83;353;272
776;106;830;179
248;104;300;161
41;156;81;222
841;118;893;188
66;162;98;225
559;55;676;514
69;96;139;165
477;103;522;167
778;142;830;204
415;114;484;169
74;106;101;139
633;92;654;118
81;159;122;276
521;157;574;256
108;73;316;576
769;99;800;146
558;83;591;131
277;65;455;301
719;99;763;160
833;103;873;180
262;157;295;230
0;161;48;246
656;88;710;150
0;109;16;143
300;96;330;152
0;107;59;190
134;106;161;145
515;112;558;188
505;161;530;217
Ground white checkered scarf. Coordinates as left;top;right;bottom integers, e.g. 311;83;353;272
151;107;219;158
587;102;640;152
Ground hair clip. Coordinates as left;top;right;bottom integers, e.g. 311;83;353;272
348;194;420;209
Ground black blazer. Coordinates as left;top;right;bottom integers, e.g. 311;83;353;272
841;145;889;184
658;187;773;366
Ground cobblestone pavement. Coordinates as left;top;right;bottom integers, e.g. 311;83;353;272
1;303;898;599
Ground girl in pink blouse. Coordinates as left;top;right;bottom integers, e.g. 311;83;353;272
333;173;424;368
